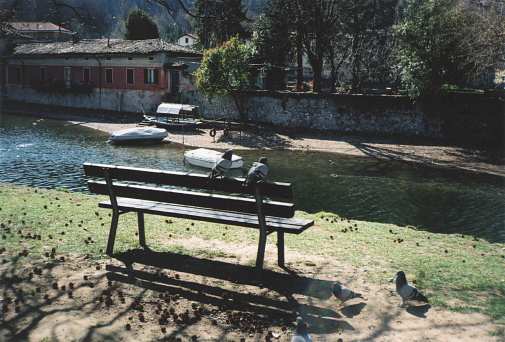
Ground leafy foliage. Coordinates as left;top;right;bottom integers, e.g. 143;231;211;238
195;37;251;121
394;0;473;99
124;9;159;40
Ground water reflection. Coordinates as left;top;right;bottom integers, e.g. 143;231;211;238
1;113;504;242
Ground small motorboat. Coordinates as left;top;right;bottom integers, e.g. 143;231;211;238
184;148;244;169
107;126;169;144
143;103;203;131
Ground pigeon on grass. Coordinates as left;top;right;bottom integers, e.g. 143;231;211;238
291;316;312;342
332;281;363;308
209;149;234;180
243;157;268;186
395;270;428;307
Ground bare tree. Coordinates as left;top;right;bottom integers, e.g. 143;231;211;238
456;0;505;87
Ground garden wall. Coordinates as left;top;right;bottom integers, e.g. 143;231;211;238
184;90;504;148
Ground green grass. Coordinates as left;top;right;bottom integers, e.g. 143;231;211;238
1;183;504;323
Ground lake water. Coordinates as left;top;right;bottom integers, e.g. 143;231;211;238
1;113;504;242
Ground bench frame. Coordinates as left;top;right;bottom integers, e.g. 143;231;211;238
84;163;313;278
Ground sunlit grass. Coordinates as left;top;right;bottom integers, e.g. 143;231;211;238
1;183;504;324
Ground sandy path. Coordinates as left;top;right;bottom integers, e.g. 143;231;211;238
75;120;505;178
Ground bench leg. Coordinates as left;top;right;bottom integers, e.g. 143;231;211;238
106;212;119;255
255;227;267;279
138;212;146;247
277;231;285;267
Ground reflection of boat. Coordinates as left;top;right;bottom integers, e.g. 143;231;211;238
143;103;202;131
107;127;169;144
184;148;244;169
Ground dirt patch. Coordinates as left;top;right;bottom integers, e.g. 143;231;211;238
1;238;501;342
75;121;505;178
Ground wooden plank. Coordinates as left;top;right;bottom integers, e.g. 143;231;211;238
98;199;314;234
88;181;295;218
83;163;293;199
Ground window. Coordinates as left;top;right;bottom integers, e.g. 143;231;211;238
128;57;133;61
144;69;158;84
185;37;189;44
15;66;21;80
105;68;113;84
148;56;154;61
84;57;89;61
83;68;90;83
126;69;134;84
64;67;71;81
106;57;111;61
40;67;46;81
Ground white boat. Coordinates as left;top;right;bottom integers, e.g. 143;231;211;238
184;148;244;169
143;103;202;131
107;127;169;144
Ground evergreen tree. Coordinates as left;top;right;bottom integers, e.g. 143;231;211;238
124;9;159;40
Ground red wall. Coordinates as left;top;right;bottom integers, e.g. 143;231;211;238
7;64;167;91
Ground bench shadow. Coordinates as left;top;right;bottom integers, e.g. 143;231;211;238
109;248;358;334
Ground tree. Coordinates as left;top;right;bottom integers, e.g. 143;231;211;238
395;0;468;99
337;0;398;93
453;0;505;89
195;37;251;122
193;0;251;49
293;0;342;93
124;9;159;40
252;0;296;90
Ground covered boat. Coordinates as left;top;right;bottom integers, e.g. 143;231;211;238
184;148;244;169
107;127;169;144
143;103;202;131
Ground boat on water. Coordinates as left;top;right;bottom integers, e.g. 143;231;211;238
107;126;169;144
143;103;203;131
184;148;244;169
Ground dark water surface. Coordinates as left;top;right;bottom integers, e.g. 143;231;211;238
1;113;504;242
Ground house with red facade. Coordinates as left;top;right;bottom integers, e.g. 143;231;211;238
5;38;203;113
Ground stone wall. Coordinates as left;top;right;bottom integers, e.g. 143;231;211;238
183;91;504;148
5;85;165;113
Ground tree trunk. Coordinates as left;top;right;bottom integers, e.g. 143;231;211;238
297;32;304;90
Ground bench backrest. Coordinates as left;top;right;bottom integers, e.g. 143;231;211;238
83;163;296;218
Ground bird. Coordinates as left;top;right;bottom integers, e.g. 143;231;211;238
332;281;363;308
243;157;268;186
291;316;312;342
209;149;234;180
395;270;428;307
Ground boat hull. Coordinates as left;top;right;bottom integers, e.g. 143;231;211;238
143;115;202;131
108;127;169;144
184;148;244;169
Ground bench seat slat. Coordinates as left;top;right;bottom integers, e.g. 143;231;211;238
88;181;295;218
98;198;313;234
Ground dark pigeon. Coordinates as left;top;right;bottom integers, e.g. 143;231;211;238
332;281;363;307
395;270;428;307
243;157;268;186
209;149;234;180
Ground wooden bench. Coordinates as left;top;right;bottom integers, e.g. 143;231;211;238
83;163;314;278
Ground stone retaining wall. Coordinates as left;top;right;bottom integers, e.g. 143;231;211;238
184;91;503;147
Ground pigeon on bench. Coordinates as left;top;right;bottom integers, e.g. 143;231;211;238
243;157;268;186
332;281;363;308
395;270;428;307
209;149;234;180
291;316;312;342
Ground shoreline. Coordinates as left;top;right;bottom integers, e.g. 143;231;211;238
2;101;505;177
